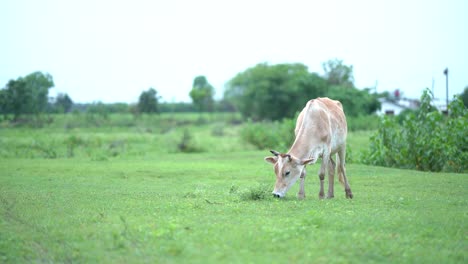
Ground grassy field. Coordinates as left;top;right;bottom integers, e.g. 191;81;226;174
0;114;466;263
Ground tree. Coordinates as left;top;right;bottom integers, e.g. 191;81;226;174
86;102;109;120
0;88;8;120
137;88;160;114
326;86;381;116
189;76;215;112
461;86;468;108
55;93;73;113
322;59;354;87
0;71;54;121
225;63;326;121
2;78;30;121
24;72;54;113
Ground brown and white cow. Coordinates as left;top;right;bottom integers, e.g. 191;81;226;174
264;97;353;199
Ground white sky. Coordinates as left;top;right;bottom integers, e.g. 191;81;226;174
1;0;467;103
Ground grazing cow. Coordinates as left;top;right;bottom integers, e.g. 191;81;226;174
264;97;353;199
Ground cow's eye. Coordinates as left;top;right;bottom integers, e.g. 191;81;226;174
285;171;290;177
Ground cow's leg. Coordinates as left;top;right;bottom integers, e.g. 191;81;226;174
297;168;306;199
337;147;353;199
327;156;336;199
318;155;328;199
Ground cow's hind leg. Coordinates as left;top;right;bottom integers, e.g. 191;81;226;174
337;147;353;199
298;168;306;199
327;156;336;199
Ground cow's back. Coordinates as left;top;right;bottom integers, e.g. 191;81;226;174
293;97;347;155
314;97;347;135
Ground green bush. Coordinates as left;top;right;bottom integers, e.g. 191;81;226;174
240;119;295;150
177;129;203;153
363;89;467;172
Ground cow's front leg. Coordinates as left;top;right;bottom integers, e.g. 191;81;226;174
318;158;327;199
298;168;306;199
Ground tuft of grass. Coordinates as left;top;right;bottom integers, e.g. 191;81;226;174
239;183;271;201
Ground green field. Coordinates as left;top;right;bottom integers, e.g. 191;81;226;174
0;114;466;263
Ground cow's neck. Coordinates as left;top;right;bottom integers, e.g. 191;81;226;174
287;124;323;161
288;136;315;160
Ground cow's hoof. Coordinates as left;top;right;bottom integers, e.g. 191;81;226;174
318;193;325;199
345;191;353;199
297;193;305;199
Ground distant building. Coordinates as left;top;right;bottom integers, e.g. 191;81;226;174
377;98;420;116
431;97;449;112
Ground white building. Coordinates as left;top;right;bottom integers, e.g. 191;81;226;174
376;98;420;116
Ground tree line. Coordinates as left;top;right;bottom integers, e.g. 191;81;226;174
3;59;465;123
225;60;381;120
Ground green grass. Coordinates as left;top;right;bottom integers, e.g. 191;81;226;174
1;153;466;263
0;113;252;159
0;114;466;263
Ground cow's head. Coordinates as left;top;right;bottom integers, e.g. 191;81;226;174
264;150;316;198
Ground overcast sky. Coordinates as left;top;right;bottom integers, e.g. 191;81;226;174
1;0;467;103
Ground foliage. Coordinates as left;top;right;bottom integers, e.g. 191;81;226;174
0;71;54;121
461;86;468;108
189;76;215;112
177;129;203;153
86;102;110;125
69;101;234;114
363;89;468;172
72;103;130;114
225;61;381;121
322;58;354;87
326;86;381;116
241;118;296;150
53;93;73;113
137;88;160;114
225;63;326;121
159;102;195;113
0;89;7;119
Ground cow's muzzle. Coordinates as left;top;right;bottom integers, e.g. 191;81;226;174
272;192;283;198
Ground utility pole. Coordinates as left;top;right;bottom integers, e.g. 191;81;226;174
443;68;449;110
431;77;435;96
431;77;435;105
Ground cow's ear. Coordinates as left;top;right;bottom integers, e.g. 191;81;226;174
264;156;277;164
300;158;316;165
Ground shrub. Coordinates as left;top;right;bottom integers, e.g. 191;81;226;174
177;129;203;153
30;140;57;159
363;89;467;172
240;119;295;150
65;135;85;157
108;140;127;157
211;125;224;137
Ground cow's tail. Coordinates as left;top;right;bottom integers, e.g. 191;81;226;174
337;149;346;186
338;170;345;186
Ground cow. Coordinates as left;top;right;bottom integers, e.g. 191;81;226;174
264;97;353;199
